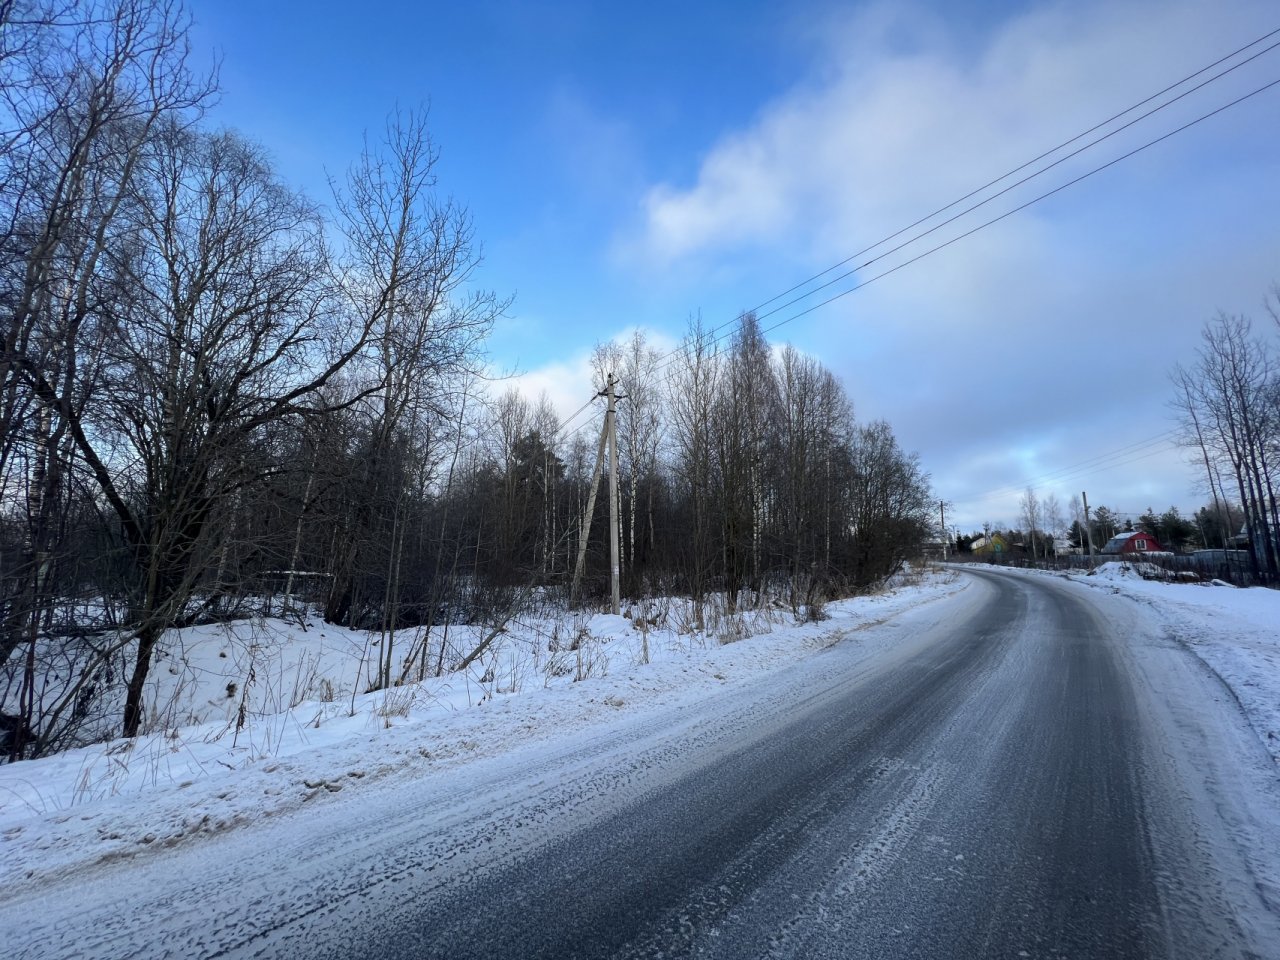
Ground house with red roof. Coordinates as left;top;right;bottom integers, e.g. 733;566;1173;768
1100;531;1165;555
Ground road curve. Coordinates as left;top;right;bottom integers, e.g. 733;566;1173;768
4;569;1277;959
309;569;1277;959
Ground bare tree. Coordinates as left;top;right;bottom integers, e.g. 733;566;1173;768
7;117;399;742
667;316;721;602
88;123;378;738
323;109;500;685
714;312;779;606
1171;363;1234;551
1;0;214;752
1043;492;1064;551
845;421;933;587
2;1;212;472
1020;487;1041;561
775;345;850;611
1173;311;1278;581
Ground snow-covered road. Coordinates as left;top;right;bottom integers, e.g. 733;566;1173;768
2;568;1278;958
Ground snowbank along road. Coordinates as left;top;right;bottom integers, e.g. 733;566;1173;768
3;568;1278;958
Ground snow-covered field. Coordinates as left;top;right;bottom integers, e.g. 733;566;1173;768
3;562;1277;899
0;570;966;885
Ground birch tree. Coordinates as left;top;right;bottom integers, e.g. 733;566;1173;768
1172;310;1279;581
1;1;215;749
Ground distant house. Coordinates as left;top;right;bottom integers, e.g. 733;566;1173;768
921;540;947;560
1052;538;1079;556
971;533;1008;556
1100;531;1164;555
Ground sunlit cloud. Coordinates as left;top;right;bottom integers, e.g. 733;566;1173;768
631;0;1271;271
620;0;1279;529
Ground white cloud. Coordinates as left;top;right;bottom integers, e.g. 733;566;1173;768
490;350;599;440
622;0;1280;529
494;324;681;438
634;0;1273;269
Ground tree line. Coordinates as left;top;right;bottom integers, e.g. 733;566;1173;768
954;500;1206;559
952;281;1280;574
0;2;933;759
0;0;501;754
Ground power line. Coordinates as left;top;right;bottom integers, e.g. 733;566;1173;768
749;39;1280;330
643;28;1280;378
965;431;1180;505
553;32;1280;460
693;74;1280;363
552;393;600;438
700;78;1277;368
745;26;1280;318
975;432;1177;495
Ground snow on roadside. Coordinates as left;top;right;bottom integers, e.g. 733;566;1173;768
969;561;1280;766
0;570;967;886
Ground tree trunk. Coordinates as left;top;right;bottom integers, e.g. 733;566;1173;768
122;626;160;738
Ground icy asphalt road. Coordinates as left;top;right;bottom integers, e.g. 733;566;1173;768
5;569;1280;959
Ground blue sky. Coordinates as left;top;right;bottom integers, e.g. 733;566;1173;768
186;0;1280;531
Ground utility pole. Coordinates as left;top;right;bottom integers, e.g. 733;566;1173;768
1081;490;1096;558
606;373;621;615
939;500;947;559
568;375;625;614
569;424;609;606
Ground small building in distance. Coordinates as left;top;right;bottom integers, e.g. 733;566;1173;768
1052;537;1079;556
921;540;948;560
1100;531;1165;555
971;533;1008;557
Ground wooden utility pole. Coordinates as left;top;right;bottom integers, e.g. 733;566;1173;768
566;375;624;614
606;373;621;615
569;423;609;606
939;500;947;559
1082;490;1096;558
